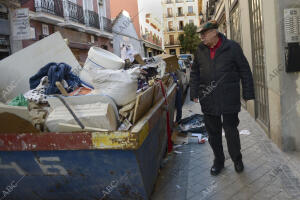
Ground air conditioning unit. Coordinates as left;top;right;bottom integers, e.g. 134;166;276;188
99;0;104;5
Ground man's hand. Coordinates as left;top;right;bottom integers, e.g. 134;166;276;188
193;98;199;103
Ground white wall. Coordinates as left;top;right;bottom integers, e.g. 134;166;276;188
112;12;143;57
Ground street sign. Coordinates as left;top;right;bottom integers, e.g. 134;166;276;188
12;8;31;40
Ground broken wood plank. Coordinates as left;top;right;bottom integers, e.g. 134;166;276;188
132;86;154;124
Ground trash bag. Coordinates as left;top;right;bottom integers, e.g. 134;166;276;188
179;114;207;134
8;94;28;107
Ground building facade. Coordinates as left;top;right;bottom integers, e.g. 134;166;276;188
162;0;200;55
0;0;22;60
110;0;163;58
20;0;113;65
205;0;300;152
112;10;144;58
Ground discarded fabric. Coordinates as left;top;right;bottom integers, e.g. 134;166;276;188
24;76;49;103
8;94;28;107
29;62;81;95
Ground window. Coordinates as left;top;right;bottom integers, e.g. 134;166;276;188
42;24;49;36
86;0;93;11
178;7;183;16
169;49;176;55
189;20;194;24
101;45;108;50
169;35;174;45
167;8;173;17
179;21;184;30
168;21;173;31
188;6;193;13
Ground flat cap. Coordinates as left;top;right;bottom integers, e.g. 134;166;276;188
197;20;218;33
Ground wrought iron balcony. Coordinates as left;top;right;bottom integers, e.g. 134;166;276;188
86;10;100;29
102;16;112;33
34;0;64;18
167;27;177;32
166;0;173;4
177;12;185;17
165;41;181;46
176;0;184;3
187;12;196;16
66;0;84;24
165;14;173;18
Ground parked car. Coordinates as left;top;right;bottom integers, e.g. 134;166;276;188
178;59;191;93
178;54;193;64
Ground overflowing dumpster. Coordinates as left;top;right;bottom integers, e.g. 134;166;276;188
0;32;182;200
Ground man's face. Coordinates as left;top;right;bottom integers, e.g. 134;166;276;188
200;29;217;46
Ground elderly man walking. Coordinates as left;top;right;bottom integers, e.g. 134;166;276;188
190;20;255;176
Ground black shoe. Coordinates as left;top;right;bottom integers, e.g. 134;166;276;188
234;160;244;173
210;163;224;176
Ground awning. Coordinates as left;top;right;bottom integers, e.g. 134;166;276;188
143;40;163;51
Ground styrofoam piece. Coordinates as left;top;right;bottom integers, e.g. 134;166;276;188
57;123;108;132
46;102;118;132
47;94;119;121
0;32;81;103
84;46;125;70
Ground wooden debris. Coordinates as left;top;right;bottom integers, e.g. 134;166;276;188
132;86;154;124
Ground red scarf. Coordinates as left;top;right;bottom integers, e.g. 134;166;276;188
210;37;222;59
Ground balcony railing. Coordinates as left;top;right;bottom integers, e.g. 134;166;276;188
165;14;173;18
67;0;84;24
187;12;196;16
86;10;100;29
102;16;112;33
166;0;173;4
177;12;185;17
165;41;181;46
176;0;184;3
167;27;177;32
35;0;64;17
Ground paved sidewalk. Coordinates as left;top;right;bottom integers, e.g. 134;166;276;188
151;94;300;200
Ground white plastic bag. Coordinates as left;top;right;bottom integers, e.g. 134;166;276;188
81;67;140;106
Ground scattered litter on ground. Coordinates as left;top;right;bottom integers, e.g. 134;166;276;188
172;129;189;145
240;130;251;135
178;114;207;134
173;144;182;149
173;151;183;154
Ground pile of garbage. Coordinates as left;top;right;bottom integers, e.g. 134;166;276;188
0;32;179;134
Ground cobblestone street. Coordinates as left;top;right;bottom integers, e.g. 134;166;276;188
151;92;300;200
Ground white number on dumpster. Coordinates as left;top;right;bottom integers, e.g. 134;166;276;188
0;157;26;175
34;157;68;175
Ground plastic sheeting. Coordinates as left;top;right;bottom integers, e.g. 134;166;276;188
179;114;207;134
81;67;140;106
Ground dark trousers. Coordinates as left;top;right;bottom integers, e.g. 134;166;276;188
204;113;242;165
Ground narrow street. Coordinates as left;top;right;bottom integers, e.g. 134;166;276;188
152;90;300;200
